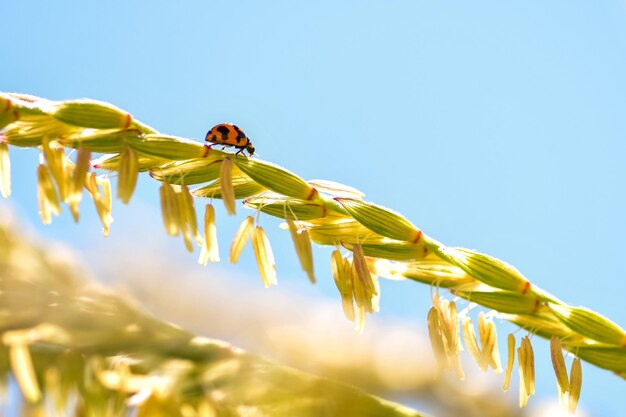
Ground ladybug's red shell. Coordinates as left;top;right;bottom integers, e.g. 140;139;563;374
205;123;255;156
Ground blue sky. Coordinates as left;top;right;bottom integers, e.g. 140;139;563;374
3;1;626;415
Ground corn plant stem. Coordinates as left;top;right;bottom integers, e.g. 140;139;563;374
1;91;624;381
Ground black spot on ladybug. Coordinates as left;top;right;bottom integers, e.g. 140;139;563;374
216;125;230;141
232;125;247;144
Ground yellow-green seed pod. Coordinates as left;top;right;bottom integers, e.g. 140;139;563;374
451;289;540;315
58;129;129;154
230;216;254;263
234;157;318;201
398;260;479;290
342;241;428;262
117;147;139;204
251;226;277;288
3;108;77;148
502;334;515;392
51;99;132;129
199;204;219;265
568;358;582;415
287;219;315;283
127;134;206;160
441;247;531;294
150;158;222;185
93;152;167;173
244;196;326;220
0;141;11;197
306;219;385;246
160;183;181;237
335;198;424;244
550;336;570;394
219;158;236;216
549;303;626;346
575;345;626;374
503;312;575;343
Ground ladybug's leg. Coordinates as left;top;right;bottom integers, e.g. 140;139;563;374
235;147;245;156
202;143;216;158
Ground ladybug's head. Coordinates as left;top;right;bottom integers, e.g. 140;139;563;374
245;143;255;156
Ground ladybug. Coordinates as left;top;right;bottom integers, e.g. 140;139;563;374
204;123;255;157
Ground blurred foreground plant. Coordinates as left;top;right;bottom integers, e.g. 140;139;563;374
0;217;424;417
1;92;624;413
